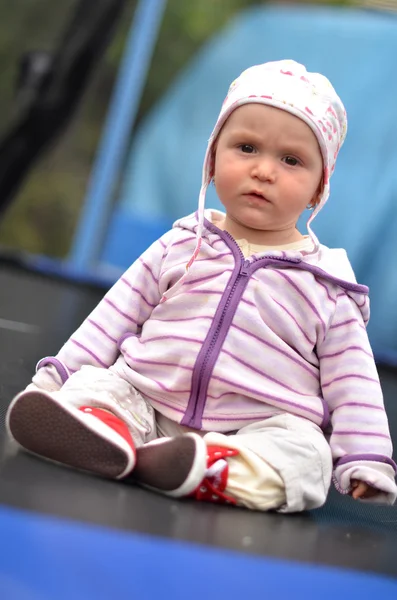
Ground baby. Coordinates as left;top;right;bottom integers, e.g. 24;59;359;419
6;60;397;512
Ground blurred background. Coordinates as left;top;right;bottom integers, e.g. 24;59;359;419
0;0;270;258
0;0;396;362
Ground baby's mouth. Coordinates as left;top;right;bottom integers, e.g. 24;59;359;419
245;191;271;203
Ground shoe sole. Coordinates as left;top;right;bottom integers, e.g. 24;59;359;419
7;391;133;479
133;433;207;497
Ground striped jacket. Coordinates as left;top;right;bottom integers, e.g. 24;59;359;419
33;211;397;502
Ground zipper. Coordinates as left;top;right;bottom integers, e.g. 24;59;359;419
182;257;251;428
181;232;303;428
240;258;251;275
196;259;250;392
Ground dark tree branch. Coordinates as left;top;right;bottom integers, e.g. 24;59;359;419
0;0;128;218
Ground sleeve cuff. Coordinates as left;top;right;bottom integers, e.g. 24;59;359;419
31;362;67;392
333;460;397;505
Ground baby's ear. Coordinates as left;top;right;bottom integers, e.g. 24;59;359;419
309;177;324;208
308;194;320;210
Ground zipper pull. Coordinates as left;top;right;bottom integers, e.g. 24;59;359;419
240;259;251;275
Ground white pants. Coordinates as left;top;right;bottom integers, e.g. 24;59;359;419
40;365;333;513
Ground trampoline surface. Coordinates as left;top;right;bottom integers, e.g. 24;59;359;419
0;261;397;590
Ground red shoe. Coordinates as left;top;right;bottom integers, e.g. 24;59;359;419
6;390;136;479
191;445;239;505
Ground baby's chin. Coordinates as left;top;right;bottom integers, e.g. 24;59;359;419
232;215;274;232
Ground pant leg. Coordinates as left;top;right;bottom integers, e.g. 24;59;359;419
155;410;202;438
204;413;332;513
53;365;157;447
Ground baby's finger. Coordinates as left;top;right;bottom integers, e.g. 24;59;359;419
352;482;367;499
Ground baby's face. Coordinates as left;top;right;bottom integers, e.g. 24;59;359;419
213;104;323;237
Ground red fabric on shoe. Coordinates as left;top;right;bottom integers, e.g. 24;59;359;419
79;406;135;452
192;445;239;505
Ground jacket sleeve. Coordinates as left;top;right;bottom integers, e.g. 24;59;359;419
30;233;172;391
317;290;397;505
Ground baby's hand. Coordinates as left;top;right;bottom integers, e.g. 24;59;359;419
350;480;379;500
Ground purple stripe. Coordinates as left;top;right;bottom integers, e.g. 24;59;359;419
70;339;108;367
124;354;193;372
322;373;379;388
150;316;212;324
183;270;232;286
118;332;134;347
139;334;202;345
144;393;185;415
159;239;167;249
271;297;315;345
202;413;275;423
276;271;326;335
332;430;391;440
104;298;139;324
335;454;396;470
221;348;315;396
332;415;386;427
139;258;159;284
172;235;196;247
187;289;223;296
292;261;369;294
318;279;336;304
202;389;239;401
241;297;256;308
319;345;373;359
143;378;190;394
333;401;384;411
120;278;156;308
160;259;189;278
211;374;324;420
87;319;117;344
202;389;284;403
196;252;232;262
231;323;318;378
330;318;365;330
129;286;156;308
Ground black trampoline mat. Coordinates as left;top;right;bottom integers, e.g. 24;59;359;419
1;263;396;577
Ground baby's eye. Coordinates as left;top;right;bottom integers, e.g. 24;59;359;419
239;144;255;153
283;156;299;166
